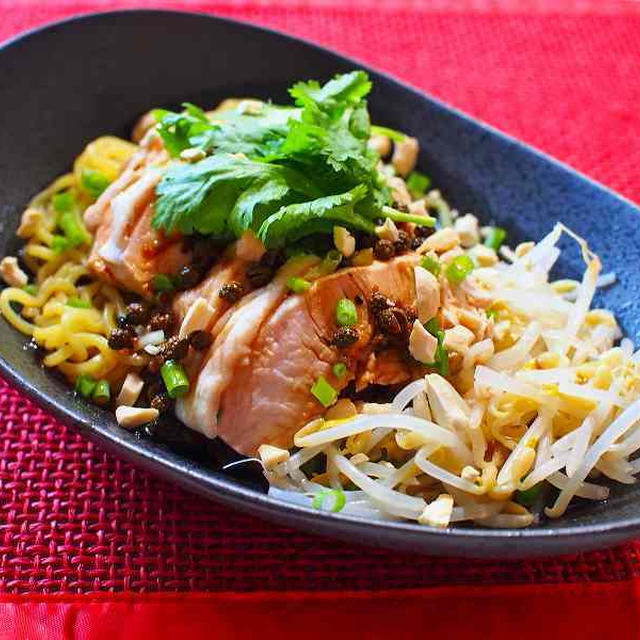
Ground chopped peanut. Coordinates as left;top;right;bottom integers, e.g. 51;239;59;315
258;444;290;469
179;297;215;338
414;266;440;323
418;494;454;528
417;227;460;254
115;406;159;429
17;208;43;238
454;214;480;247
391;136;419;177
0;257;28;287
116;372;144;407
409;320;438;363
443;325;475;353
375;218;400;242
333;226;356;258
368;134;391;157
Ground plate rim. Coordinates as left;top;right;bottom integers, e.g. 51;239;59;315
2;7;640;557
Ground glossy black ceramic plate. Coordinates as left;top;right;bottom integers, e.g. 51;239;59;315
1;9;640;557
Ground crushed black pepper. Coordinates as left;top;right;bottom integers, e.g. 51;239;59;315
219;281;244;303
331;326;359;348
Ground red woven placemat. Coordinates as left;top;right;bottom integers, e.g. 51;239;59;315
1;1;640;594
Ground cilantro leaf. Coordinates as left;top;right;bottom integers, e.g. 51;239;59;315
152;71;405;249
289;71;371;119
153;154;320;236
258;185;373;248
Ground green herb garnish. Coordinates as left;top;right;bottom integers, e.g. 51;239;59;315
332;362;347;380
80;169;111;199
75;374;97;398
66;297;91;309
151;274;175;294
151;72;434;249
406;171;431;199
311;488;346;512
160;360;190;399
23;284;37;296
310;376;337;408
286;276;311;294
92;380;111;405
335;298;358;327
484;226;507;251
420;255;441;276
515;483;542;508
445;254;474;285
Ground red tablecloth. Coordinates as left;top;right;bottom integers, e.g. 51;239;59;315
1;1;640;637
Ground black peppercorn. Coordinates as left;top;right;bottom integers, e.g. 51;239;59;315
377;308;403;336
414;225;435;238
189;330;213;351
149;310;175;332
125;302;151;325
107;327;136;350
219;281;244;303
176;264;202;290
373;239;395;261
163;336;190;361
369;292;393;316
150;393;171;413
394;230;410;254
331;326;359;348
410;237;424;250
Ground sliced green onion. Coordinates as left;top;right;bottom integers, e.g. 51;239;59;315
311;489;346;513
286;276;311;294
66;297;91;309
424;317;439;336
58;210;91;247
420;255;441;276
382;206;435;228
486;308;498;320
484;226;507;251
75;374;97;398
406;171;431;199
332;362;347;380
445;254;474;285
308;249;343;279
515;483;542;507
23;284;37;296
52;190;75;214
51;235;71;254
370;125;405;142
92;380;111;405
80;168;111;199
335;298;357;327
160;359;190;399
430;330;449;376
151;274;175;294
310;376;337;408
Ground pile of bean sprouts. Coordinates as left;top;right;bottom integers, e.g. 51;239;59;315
265;223;640;528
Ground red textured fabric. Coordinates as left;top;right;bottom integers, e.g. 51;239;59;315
0;1;639;595
2;585;640;639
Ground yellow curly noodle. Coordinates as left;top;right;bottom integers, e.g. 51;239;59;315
0;136;141;388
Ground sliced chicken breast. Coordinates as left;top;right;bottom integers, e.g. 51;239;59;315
84;133;187;296
182;255;418;454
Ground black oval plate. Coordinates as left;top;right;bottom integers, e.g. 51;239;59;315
1;9;640;558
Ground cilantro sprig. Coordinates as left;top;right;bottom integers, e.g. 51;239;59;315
151;71;434;249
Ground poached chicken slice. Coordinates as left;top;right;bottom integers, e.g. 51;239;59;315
174;255;320;437
179;255;418;454
84;133;188;296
